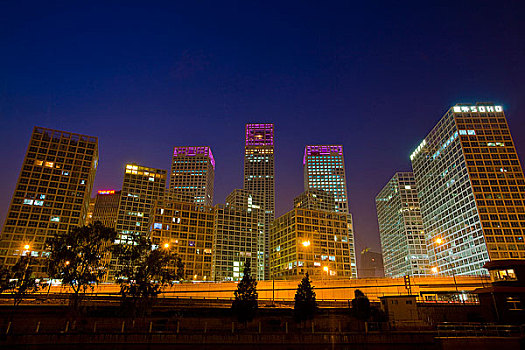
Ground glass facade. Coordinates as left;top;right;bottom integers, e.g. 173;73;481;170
376;172;429;277
170;146;215;206
303;145;357;278
411;103;525;276
244;123;275;280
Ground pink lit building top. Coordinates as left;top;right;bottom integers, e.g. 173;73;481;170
245;123;274;146
303;145;343;165
173;146;215;169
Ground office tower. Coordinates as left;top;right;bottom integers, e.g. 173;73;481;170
149;194;215;281
85;197;96;225
0;127;98;273
303;145;357;277
359;248;385;278
170;146;215;206
244;123;275;280
410;103;525;276
212;190;262;281
375;172;429;277
225;189;265;280
293;188;336;212
115;164;167;244
270;191;354;280
91;190;121;229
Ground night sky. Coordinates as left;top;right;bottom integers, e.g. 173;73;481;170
1;2;525;266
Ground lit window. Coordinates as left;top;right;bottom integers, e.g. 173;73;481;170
50;216;60;222
34;200;44;206
153;223;162;230
23;199;34;205
45;162;54;168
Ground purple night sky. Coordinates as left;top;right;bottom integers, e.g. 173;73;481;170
1;2;525;267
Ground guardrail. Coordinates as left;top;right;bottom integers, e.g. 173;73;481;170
437;322;525;337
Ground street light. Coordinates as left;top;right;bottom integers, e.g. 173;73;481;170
24;244;30;250
302;240;310;247
434;237;459;297
163;243;170;249
431;266;438;274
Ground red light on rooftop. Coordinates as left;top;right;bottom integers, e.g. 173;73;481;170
98;190;115;195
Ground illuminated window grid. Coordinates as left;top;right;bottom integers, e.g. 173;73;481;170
150;199;215;281
170;146;215;206
270;208;353;280
212;204;260;282
244;123;275;281
0;127;98;273
303;145;357;278
375;172;429;277
411;104;525;276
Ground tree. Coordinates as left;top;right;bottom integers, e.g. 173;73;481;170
351;289;371;322
45;221;117;311
1;256;40;307
231;260;258;325
294;272;317;324
112;235;184;317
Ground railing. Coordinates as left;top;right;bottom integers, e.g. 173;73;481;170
437;323;525;337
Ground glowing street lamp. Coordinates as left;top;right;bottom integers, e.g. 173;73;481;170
323;266;329;272
163;243;170;249
431;266;438;274
302;240;311;248
435;238;443;245
24;244;30;250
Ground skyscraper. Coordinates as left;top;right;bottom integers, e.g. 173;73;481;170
410;103;525;276
303;145;357;277
244;123;275;280
115;164;167;244
375;172;429;277
0;127;98;273
270;191;354;280
170;146;215;206
359;248;385;278
212;191;262;281
225;189;265;280
91;189;121;229
149;194;215;281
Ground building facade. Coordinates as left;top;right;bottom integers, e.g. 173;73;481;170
244;123;275;280
410;103;525;276
149;196;215;281
170;146;215;206
114;164;167;244
375;172;429;277
225;189;265;280
293;188;336;212
270;203;354;280
91;190;121;229
0;127;98;273
212;194;261;282
303;145;357;277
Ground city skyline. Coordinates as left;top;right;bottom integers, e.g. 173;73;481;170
1;2;525;263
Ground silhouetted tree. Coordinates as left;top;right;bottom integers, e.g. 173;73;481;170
46;221;117;312
294;272;317;323
232;260;258;325
2;256;40;307
113;235;184;317
351;289;371;321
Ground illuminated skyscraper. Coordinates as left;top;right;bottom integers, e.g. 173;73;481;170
115;164;167;244
244;123;275;280
303;145;357;277
91;189;121;229
225;189;265;280
0;127;98;273
149;193;215;281
270;191;354;280
170;146;215;206
212;190;262;281
375;172;429;277
410;103;525;276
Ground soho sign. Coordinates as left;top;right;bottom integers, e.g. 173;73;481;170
453;105;503;113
